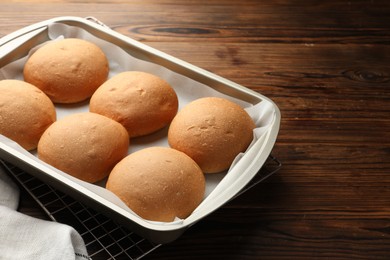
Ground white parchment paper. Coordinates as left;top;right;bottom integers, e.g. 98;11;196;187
0;23;276;225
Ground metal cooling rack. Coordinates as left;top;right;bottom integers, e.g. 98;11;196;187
1;155;281;260
1;161;161;260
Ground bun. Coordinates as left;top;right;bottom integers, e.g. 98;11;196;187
23;38;109;103
0;80;56;150
168;97;255;173
106;147;205;222
37;112;129;183
90;71;178;137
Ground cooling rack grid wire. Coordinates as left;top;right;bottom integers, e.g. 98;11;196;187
1;155;281;259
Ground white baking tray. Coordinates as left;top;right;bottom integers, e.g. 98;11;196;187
0;16;280;244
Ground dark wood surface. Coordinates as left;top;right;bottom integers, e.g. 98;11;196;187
1;1;389;259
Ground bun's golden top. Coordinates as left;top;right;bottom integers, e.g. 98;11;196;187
38;112;129;183
23;38;109;103
106;147;205;222
168;97;256;173
90;71;178;137
0;79;56;150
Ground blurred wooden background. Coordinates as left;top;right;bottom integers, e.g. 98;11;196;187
1;0;389;259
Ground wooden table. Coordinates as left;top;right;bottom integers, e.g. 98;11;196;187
1;1;389;259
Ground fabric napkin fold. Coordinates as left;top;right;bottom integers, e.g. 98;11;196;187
0;165;90;260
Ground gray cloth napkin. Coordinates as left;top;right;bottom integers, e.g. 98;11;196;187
0;165;90;260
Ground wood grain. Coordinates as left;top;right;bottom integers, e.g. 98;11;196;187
1;0;389;259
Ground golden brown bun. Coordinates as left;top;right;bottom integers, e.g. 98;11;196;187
0;80;56;150
106;147;205;222
37;112;129;183
89;71;178;137
23;38;109;103
168;97;256;173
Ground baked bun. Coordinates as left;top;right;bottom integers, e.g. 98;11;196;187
106;147;205;222
23;38;109;103
37;112;129;183
168;97;256;173
0;80;56;151
89;71;178;137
